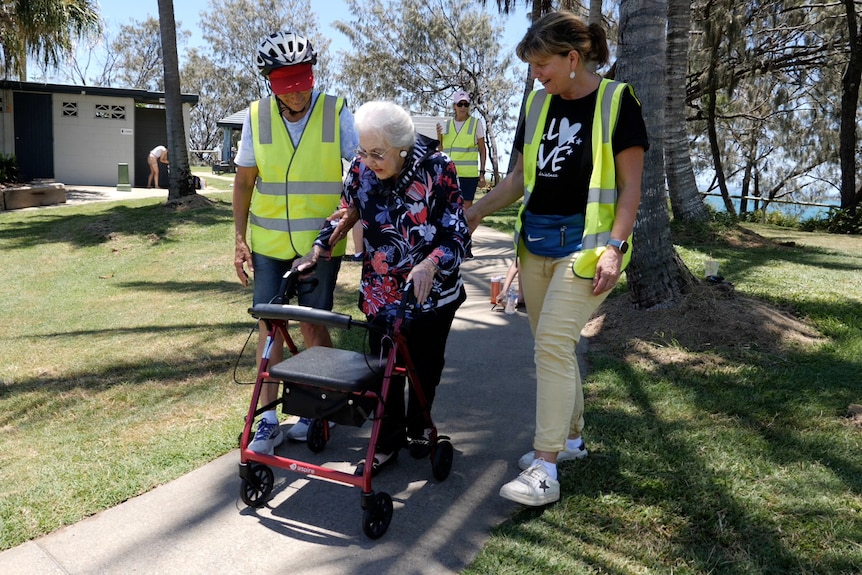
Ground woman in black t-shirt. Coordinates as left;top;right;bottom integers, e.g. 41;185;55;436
466;11;648;507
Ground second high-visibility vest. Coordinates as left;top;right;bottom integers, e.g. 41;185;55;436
442;117;479;178
518;79;634;278
249;94;346;260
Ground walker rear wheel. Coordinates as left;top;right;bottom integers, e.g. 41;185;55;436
307;418;328;453
361;491;393;539
240;463;274;508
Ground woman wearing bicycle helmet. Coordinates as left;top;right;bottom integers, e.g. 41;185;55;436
233;31;358;454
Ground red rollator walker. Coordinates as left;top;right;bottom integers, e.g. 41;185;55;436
237;270;454;539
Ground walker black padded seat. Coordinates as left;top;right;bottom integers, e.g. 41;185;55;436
269;346;383;393
268;347;384;427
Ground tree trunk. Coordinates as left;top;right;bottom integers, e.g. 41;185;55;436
157;0;196;201
506;0;549;174
839;0;861;213
588;0;603;26
664;0;709;222
704;20;735;217
617;0;696;310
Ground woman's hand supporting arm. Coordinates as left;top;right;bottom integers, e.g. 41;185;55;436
592;146;644;295
465;152;525;233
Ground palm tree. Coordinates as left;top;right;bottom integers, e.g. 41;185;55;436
157;0;196;202
617;0;696;309
665;0;709;222
839;0;862;213
0;0;100;79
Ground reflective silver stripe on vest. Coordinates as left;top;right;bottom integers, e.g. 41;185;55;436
601;82;620;144
257;95;337;144
580;81;623;251
321;95;336;143
465;117;476;135
452;160;477;168
259;97;273;145
249;214;326;233
254;180;342;197
524;91;548;146
522;90;547;207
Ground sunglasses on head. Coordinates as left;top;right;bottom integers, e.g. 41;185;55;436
455;101;470;107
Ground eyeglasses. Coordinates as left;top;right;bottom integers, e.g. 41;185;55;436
355;146;391;162
455;102;470;108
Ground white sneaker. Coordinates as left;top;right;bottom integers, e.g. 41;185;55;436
518;442;588;470
248;419;284;455
499;460;560;506
285;417;311;441
285;417;335;441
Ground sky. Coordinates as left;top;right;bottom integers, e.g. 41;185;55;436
93;0;532;72
84;0;532;163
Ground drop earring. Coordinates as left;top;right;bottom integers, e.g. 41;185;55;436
569;71;576;79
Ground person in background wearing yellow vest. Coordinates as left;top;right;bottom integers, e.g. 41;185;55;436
466;12;648;506
233;31;358;454
436;90;487;209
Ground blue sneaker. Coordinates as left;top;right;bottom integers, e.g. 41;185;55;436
248;419;284;455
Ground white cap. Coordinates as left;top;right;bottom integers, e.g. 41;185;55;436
452;90;470;104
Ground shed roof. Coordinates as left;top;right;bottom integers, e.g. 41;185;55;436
217;108;248;129
0;80;199;106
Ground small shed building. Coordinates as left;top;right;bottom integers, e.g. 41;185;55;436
0;81;198;188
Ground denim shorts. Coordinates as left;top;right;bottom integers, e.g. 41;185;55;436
251;252;341;309
459;176;479;201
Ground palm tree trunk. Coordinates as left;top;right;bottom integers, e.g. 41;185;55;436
157;0;196;201
839;0;861;213
665;0;709;222
617;0;696;309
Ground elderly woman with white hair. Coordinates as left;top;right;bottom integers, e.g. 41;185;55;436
294;100;471;476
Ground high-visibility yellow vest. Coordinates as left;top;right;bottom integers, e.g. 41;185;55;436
249;94;346;260
518;79;633;278
442;117;479;177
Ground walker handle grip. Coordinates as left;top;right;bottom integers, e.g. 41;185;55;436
249;304;355;329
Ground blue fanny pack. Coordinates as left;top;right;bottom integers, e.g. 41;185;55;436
522;211;585;258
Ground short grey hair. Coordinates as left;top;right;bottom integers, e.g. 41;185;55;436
354;101;416;150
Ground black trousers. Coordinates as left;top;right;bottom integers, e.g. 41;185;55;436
369;290;464;453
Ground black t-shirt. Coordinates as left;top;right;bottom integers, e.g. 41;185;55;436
513;86;649;216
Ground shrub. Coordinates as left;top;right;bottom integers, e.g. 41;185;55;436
0;154;19;183
738;209;801;228
800;207;862;235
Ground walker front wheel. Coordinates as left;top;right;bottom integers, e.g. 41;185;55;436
361;492;393;539
240;463;274;508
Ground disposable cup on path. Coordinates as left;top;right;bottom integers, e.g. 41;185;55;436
490;276;503;304
704;259;719;277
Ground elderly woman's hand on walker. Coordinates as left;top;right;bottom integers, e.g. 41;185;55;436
406;258;438;303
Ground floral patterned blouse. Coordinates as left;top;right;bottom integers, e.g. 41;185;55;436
315;134;471;318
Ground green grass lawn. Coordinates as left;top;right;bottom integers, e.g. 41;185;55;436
467;218;862;574
1;190;861;573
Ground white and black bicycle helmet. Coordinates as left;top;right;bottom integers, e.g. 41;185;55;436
256;31;317;76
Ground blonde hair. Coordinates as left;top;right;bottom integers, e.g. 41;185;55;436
354;101;416;150
516;11;609;69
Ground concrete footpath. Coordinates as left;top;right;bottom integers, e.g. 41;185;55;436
0;188;578;574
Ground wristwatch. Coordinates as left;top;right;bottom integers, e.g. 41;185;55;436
606;238;629;254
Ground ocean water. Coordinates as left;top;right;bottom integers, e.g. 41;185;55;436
702;194;839;221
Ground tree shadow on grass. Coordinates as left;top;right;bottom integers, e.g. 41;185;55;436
0;198;234;249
